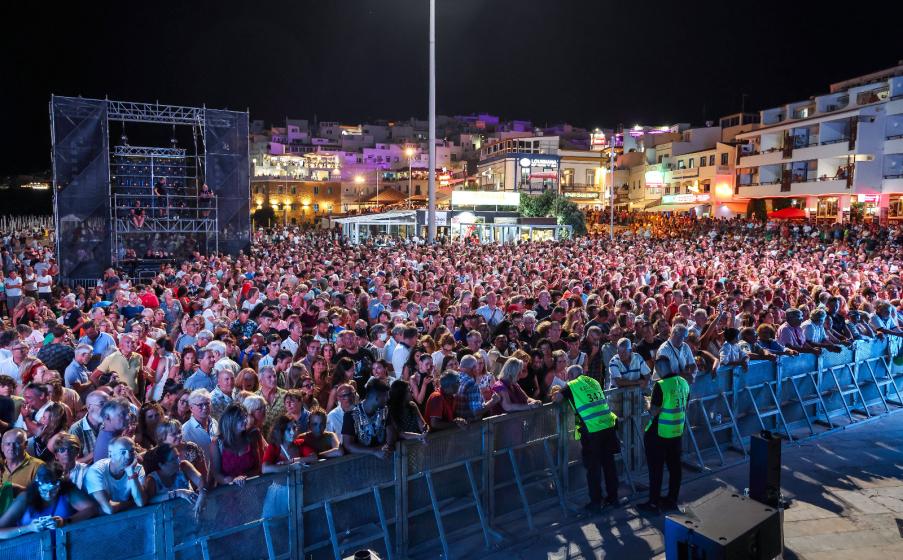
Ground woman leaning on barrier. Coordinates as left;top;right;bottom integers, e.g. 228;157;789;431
0;462;97;539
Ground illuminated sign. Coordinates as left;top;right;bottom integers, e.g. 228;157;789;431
518;157;558;168
590;132;608;151
645;170;664;185
662;194;711;204
451;190;521;207
564;192;599;199
857;194;879;203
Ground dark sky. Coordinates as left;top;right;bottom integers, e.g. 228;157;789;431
3;0;901;175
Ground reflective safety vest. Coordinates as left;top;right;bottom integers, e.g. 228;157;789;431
567;375;617;439
646;375;689;438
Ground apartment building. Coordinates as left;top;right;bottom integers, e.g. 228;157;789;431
735;64;903;222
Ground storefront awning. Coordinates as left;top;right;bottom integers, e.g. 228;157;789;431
645;203;700;213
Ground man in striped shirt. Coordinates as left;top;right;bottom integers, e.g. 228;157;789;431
608;338;651;390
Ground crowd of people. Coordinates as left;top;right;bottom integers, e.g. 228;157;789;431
0;213;902;535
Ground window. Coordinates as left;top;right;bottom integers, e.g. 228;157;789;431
313;186;319;195
721;153;729;165
677;160;686;169
276;185;284;194
698;157;705;167
312;203;319;213
586;170;595;185
290;186;296;194
688;158;695;168
562;168;575;186
709;155;716;166
703;182;711;193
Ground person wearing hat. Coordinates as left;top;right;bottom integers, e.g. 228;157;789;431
553;364;622;513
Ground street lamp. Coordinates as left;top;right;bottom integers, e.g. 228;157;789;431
354;174;365;212
405;147;416;209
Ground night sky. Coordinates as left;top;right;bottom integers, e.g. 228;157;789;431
3;0;901;176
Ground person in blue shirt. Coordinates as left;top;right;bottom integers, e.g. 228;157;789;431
78;321;116;370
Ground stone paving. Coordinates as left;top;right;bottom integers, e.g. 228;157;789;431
439;412;903;560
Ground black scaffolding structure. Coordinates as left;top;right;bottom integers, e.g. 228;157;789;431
49;96;250;282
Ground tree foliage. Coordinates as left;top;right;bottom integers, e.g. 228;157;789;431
519;191;587;237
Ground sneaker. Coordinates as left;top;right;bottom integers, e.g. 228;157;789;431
635;501;660;514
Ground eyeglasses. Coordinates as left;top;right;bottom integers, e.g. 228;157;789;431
338;392;353;399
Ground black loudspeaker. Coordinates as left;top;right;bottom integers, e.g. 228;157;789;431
749;430;782;507
665;490;782;560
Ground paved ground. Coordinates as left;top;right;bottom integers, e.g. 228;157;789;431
444;412;903;560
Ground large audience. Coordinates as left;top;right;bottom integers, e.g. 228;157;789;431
0;214;902;536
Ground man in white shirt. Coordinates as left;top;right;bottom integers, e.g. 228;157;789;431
35;272;53;303
4;271;23;312
0;339;28;383
608;338;651;389
391;327;418;377
655;324;698;381
85;437;146;514
280;320;303;356
181;389;219;463
326;383;356;444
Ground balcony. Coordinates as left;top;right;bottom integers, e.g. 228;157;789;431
883;177;903;193
671;167;699;179
738;149;785;168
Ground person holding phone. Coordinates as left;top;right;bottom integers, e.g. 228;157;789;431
0;462;97;538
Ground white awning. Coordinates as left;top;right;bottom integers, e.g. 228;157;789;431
645;203;703;213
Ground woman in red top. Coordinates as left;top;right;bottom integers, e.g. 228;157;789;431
489;357;542;416
261;415;316;473
210;403;263;487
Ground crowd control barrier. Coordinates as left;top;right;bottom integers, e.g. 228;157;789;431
1;337;900;560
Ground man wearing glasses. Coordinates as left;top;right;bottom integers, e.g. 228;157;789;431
181;389;218;464
326;383;356;445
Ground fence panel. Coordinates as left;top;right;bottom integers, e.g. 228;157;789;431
56;505;163;560
299;453;397;560
0;530;53;560
166;473;291;560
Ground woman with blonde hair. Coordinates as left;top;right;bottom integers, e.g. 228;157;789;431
489;357;541;415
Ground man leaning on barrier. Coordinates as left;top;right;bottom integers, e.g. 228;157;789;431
552;364;623;514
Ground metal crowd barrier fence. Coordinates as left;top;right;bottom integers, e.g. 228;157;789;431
2;337;900;560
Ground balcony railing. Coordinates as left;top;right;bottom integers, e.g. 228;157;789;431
560;183;599;193
820;137;851;146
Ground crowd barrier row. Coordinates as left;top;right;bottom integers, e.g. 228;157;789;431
3;337;901;560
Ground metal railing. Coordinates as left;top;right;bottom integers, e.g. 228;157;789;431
2;338;900;560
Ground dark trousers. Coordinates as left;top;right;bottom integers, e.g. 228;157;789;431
644;429;683;504
581;427;620;504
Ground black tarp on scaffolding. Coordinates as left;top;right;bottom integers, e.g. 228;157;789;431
50;96;112;280
205;109;250;256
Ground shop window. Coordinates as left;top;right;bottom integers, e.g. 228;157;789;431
312;203;320;213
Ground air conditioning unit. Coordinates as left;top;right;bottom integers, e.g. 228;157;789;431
826;105;837;112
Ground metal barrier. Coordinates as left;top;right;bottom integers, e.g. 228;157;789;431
4;337;900;559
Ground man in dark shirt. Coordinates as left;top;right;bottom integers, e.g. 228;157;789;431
36;325;75;372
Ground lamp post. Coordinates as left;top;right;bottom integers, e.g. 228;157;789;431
405;147;416;209
609;142;616;241
354;175;365;213
427;0;437;243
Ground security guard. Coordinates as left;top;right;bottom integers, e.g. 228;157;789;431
553;364;621;513
638;356;690;513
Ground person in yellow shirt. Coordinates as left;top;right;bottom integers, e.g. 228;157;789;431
91;334;149;398
1;428;44;488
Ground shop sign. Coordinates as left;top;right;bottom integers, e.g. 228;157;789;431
518;157;558;168
662;193;711;204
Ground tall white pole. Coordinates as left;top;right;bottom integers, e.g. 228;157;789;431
609;141;615;241
376;167;380;210
427;0;437;243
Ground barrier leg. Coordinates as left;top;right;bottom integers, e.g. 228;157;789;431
694;399;724;465
465;460;500;548
721;392;747;457
372;486;393;560
425;471;451;560
542;439;568;517
262;518;276;560
324;501;341;560
682;415;706;470
507;448;535;530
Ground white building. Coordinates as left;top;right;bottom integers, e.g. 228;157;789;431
735;63;903;222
